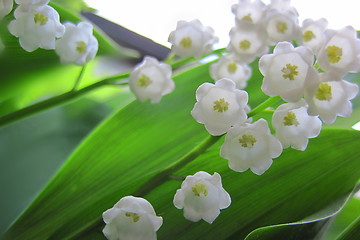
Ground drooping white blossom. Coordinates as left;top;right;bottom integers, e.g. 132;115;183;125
259;41;319;102
128;56;175;104
8;4;64;52
317;26;360;82
168;19;218;58
0;0;13;20
55;22;98;65
102;196;163;240
191;78;249;136
264;0;301;45
304;74;359;125
173;171;231;224
220;118;283;175
300;18;328;55
231;0;266;25
227;22;269;64
210;55;252;89
272;99;322;151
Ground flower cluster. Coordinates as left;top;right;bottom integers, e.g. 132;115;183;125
3;0;98;65
102;1;359;238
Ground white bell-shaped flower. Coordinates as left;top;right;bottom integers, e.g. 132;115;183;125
227;22;269;64
304;74;359;125
0;0;13;20
128;56;175;104
272;99;322;151
220;118;283;175
264;0;301;45
231;0;266;25
102;196;163;240
168;19;218;58
317;26;360;82
210;55;252;89
300;18;328;55
8;3;64;52
173;171;231;224
191;78;249;136
55;22;98;65
259;41;319;102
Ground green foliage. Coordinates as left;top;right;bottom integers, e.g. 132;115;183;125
3;60;360;239
1;3;360;240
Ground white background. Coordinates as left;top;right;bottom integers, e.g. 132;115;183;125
84;0;360;48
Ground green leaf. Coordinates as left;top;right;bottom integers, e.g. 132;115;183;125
4;62;213;239
325;196;360;239
243;184;360;240
336;216;360;240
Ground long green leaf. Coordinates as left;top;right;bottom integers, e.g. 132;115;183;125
336;216;360;240
4;62;213;239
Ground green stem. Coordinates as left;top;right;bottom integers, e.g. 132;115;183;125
0;72;129;127
247;96;282;118
71;65;87;91
133;135;222;196
0;48;226;128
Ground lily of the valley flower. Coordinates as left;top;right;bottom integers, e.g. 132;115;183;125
173;171;231;224
191;78;248;136
168;19;218;58
272;99;322;151
259;41;319;102
317;26;360;82
0;0;13;20
220;118;283;175
264;0;301;45
102;196;163;240
129;56;175;103
227;22;269;64
8;3;64;52
305;74;359;125
210;55;252;89
231;0;266;25
55;22;98;65
301;18;328;55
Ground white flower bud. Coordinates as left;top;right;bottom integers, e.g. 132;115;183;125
191;78;249;136
173;171;231;224
272;99;322;151
55;22;98;65
8;4;65;52
317;26;360;82
231;0;266;25
305;74;359;125
129;56;175;104
220;118;283;175
102;196;163;240
227;22;269;64
0;0;13;20
300;18;328;55
210;55;252;89
168;19;218;58
259;41;319;102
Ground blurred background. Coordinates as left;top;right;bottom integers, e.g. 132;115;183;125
0;0;359;236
